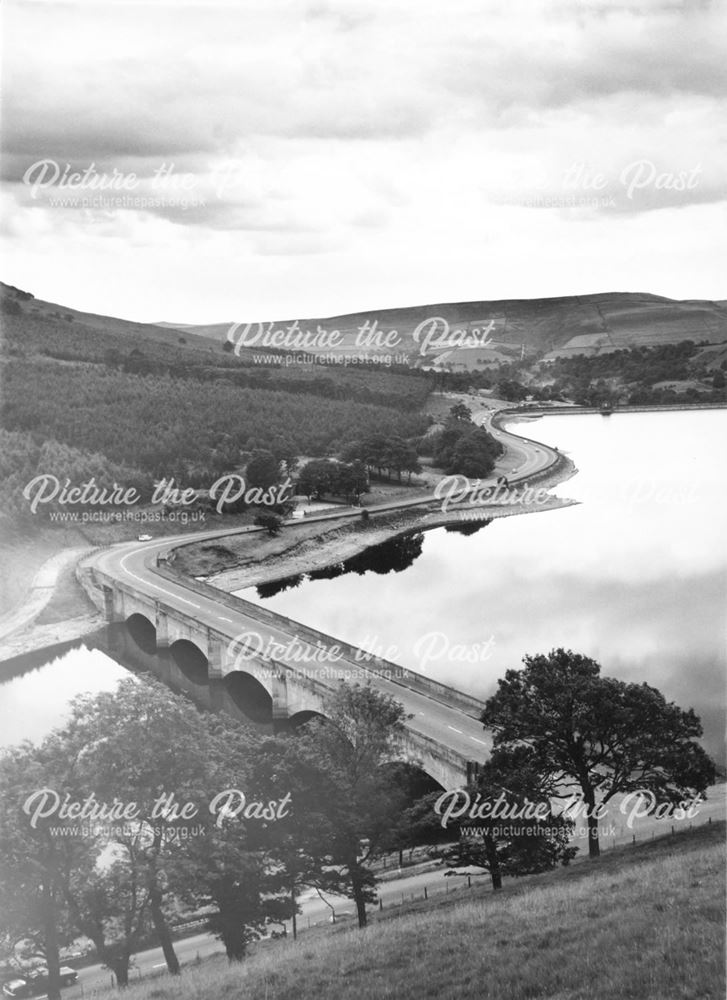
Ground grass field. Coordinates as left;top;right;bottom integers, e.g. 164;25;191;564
118;823;725;1000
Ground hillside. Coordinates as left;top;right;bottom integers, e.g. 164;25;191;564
0;282;221;354
115;822;724;1000
158;291;727;369
4;283;726;372
0;283;431;524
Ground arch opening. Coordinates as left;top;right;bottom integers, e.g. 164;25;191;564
170;639;208;685
125;613;157;654
224;671;273;723
284;709;328;731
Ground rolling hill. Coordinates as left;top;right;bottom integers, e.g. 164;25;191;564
3;284;726;372
141;292;727;370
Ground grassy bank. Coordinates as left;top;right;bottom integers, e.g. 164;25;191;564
119;823;724;1000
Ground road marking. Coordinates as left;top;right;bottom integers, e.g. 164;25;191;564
218;616;233;622
448;725;463;734
152;963;166;969
470;737;488;745
119;553;201;609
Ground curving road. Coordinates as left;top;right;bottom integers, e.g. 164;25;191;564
85;407;562;771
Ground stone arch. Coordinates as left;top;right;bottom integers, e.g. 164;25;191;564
125;613;157;654
169;639;208;686
284;709;328;731
223;670;273;723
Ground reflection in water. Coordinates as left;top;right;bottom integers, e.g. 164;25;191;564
255;532;426;597
239;410;727;765
257;574;305;599
2;411;724;765
0;632;131;748
444;519;492;536
0;620;274;750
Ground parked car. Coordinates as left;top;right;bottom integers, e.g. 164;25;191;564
3;966;78;996
137;534;153;541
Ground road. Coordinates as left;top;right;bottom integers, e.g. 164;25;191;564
50;783;725;997
94;534;492;762
87;407;560;769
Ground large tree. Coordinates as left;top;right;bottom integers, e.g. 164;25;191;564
284;684;410;928
168;712;293;962
55;678;214;983
481;649;717;857
434;747;576;890
0;739;82;1000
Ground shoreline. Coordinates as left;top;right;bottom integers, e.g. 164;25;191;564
4;397;723;664
200;455;578;594
1;408;579;662
504;401;727;419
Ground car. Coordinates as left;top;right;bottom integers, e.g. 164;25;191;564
3;966;78;997
137;534;153;541
2;981;28;998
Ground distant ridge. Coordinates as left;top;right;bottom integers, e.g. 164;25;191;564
3;284;726;368
162;291;727;369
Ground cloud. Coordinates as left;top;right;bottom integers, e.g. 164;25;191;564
1;0;725;316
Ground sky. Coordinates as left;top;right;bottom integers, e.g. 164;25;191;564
1;0;726;324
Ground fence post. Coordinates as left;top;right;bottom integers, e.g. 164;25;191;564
468;875;471;888
424;886;428;900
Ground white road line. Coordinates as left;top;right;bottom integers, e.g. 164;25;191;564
218;616;233;622
152;963;167;969
119;553;201;609
470;737;488;745
448;725;463;734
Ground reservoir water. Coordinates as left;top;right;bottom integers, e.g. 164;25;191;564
237;409;727;763
2;409;725;763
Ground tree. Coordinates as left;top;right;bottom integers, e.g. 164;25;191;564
335;460;369;502
0;740;82;1000
283;684;410;928
254;512;283;536
248;737;340;940
297;459;369;503
496;379;527;402
245;450;280;490
401;446;421;483
446;427;501;478
297;459;338;499
173;716;292;961
55;678;214;982
449;402;472;423
481;649;717;857
434;747;576;890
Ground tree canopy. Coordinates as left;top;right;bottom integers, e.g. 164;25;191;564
481;648;716;857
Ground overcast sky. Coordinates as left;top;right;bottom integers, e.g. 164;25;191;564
2;0;726;323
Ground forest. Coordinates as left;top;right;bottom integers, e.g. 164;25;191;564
1;309;432;411
0;304;433;519
1;358;427;485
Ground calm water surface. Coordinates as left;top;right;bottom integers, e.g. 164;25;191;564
238;409;727;762
1;410;725;761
